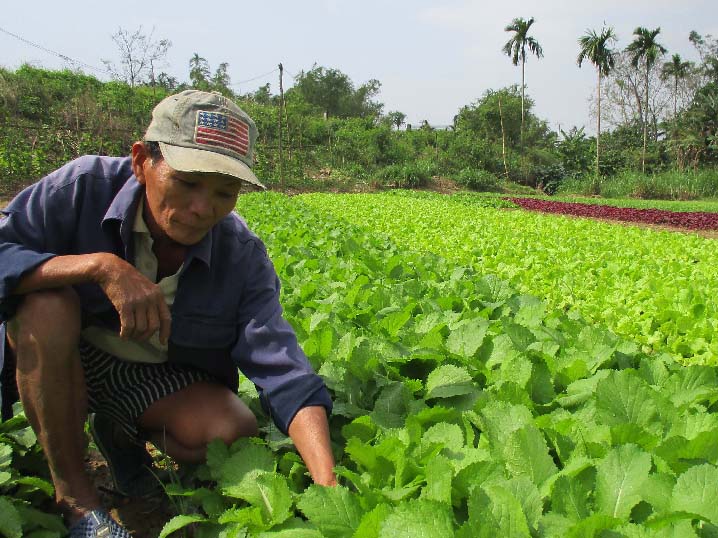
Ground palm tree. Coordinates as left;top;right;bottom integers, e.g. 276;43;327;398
661;54;693;117
577;26;618;177
626;27;667;173
502;17;543;150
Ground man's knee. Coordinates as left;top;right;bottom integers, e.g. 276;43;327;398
7;287;81;353
174;391;258;448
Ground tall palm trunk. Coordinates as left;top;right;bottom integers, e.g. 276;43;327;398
520;57;525;152
641;61;648;174
596;70;602;177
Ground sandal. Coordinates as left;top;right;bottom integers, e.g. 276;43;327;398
67;509;131;538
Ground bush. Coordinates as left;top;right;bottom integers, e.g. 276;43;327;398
376;162;431;188
455;168;501;191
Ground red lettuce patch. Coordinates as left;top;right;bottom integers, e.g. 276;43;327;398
508;198;718;230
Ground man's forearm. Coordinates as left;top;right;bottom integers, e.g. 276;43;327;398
13;253;110;295
287;405;337;486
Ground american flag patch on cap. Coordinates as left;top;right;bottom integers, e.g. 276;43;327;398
194;111;250;157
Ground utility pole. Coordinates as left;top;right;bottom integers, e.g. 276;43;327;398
278;63;284;188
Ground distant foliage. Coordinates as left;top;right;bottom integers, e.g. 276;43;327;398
1;60;716;198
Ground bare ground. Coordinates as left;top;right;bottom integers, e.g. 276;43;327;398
86;446;177;538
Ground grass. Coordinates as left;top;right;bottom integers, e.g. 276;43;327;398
557;168;718;201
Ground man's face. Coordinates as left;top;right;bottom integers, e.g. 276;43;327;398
132;143;241;245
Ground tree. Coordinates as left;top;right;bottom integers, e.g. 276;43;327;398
502;17;543;150
251;83;274;105
661;54;693;117
212;62;232;96
103;26;171;89
189;53;211;90
157;72;178;92
626;27;667;172
386;111;406;130
577;26;618;176
689;31;718;83
289;64;382;119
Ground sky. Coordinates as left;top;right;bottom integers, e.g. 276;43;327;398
2;0;716;134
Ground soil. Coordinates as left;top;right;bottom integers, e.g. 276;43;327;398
86;446;177;538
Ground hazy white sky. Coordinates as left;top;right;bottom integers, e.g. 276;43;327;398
2;1;716;133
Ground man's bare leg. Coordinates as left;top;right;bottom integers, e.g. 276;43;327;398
139;381;258;463
6;288;100;524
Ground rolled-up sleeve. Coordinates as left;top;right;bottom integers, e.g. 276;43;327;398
0;179;70;321
232;242;332;435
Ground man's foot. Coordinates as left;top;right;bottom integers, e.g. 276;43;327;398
89;413;163;499
67;509;131;538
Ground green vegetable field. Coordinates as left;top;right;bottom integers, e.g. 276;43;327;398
4;191;718;537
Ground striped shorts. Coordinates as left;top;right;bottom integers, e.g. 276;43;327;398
79;339;215;443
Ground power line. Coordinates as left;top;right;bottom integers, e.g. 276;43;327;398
0;25;110;75
2;25;288;91
234;67;279;86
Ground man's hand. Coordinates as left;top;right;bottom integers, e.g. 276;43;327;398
93;253;171;343
14;253;172;344
288;406;337;486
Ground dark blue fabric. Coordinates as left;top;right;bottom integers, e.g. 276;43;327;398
0;155;331;433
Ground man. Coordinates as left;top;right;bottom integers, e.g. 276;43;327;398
0;90;335;537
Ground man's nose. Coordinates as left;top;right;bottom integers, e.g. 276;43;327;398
189;192;213;219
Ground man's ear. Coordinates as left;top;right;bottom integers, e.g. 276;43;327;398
131;142;150;186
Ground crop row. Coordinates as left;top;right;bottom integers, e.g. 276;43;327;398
5;192;718;537
299;191;718;365
158;191;718;537
508;197;718;230
538;195;718;215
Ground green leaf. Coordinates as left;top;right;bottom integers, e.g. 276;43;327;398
595;371;661;431
230;473;293;526
468;484;530;538
298;485;364;538
640;472;675;514
14;504;66;533
353;504;391;538
671;463;718;525
379;499;455;538
551;474;592;522
446;318;488;357
502;424;558;488
14;476;55;497
479;402;533;449
663;366;718;408
594;444;652;519
425;365;475;399
0;444;12;467
421;455;452;504
371;382;412;429
566;514;622;538
503;322;536;352
218;439;275;495
158;514;208;538
0;497;22;538
258;529;324;538
421;423;464;453
205;438;230;479
504;477;543;531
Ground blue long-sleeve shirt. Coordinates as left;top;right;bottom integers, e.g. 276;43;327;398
0;155;331;433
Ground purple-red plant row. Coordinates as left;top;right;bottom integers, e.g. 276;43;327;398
508;197;718;230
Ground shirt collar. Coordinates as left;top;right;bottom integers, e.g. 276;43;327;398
101;175;213;269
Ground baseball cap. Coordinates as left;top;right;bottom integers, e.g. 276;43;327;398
144;90;265;189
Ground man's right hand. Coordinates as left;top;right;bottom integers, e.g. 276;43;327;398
93;253;171;344
14;252;171;344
